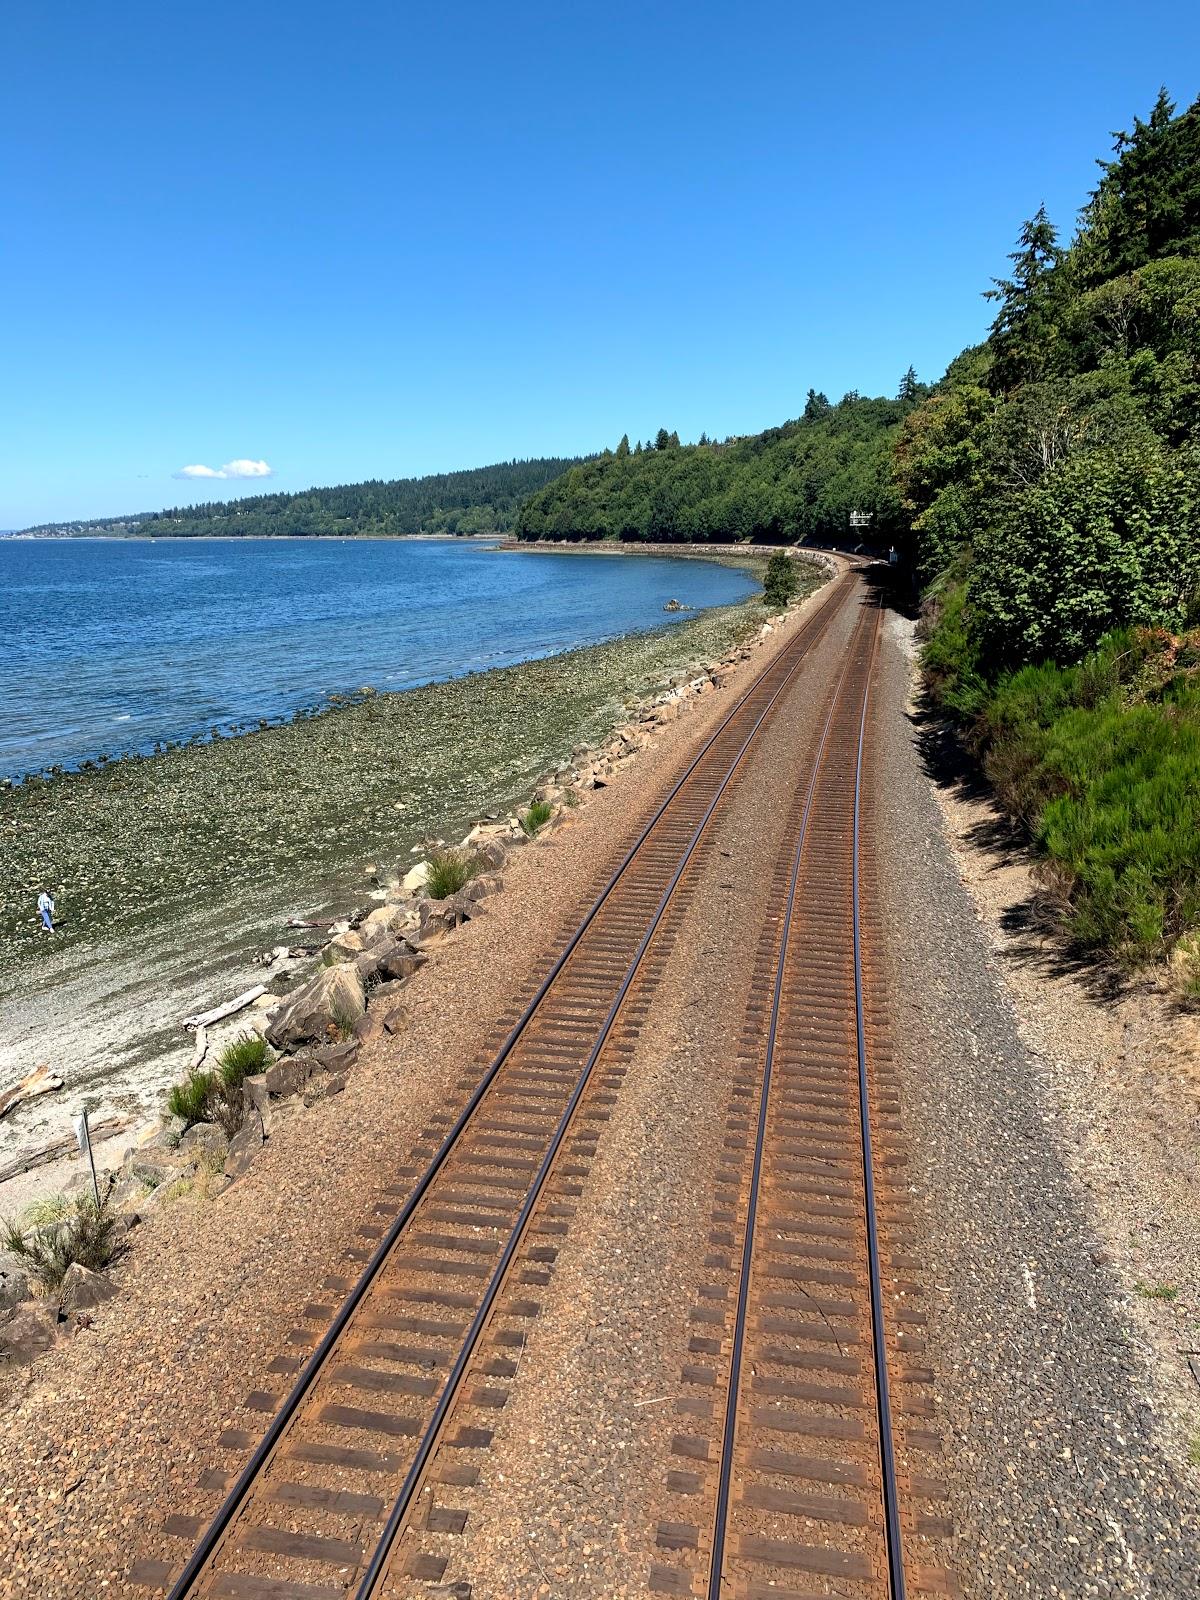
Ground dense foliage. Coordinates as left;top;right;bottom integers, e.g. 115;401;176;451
515;390;922;545
26;457;588;539
900;89;1200;969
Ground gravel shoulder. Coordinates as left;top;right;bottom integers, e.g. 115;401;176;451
875;608;1200;1598
0;561;839;1600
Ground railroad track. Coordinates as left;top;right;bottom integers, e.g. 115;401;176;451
134;568;861;1600
648;595;958;1599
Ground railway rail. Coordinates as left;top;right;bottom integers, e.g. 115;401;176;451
135;569;862;1600
648;594;957;1599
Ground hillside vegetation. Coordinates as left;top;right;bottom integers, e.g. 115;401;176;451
515;388;923;545
27;457;587;539
896;89;1200;974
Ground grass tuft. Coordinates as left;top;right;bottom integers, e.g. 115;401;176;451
216;1032;269;1091
424;847;481;900
167;1069;216;1130
1134;1281;1180;1301
2;1195;121;1291
329;997;359;1042
520;800;554;836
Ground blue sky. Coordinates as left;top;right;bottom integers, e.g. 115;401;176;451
2;1;1197;526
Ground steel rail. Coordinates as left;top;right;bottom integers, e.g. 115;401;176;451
354;578;866;1598
164;569;856;1600
852;603;907;1599
705;599;876;1600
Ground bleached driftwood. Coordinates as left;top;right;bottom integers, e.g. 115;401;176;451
189;1025;208;1072
0;1064;64;1122
0;1114;129;1183
182;985;266;1032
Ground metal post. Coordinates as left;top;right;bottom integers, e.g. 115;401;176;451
75;1109;101;1211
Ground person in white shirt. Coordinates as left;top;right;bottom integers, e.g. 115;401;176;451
37;890;55;934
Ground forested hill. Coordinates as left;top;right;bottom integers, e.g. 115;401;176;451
514;390;924;545
896;86;1200;670
26;456;589;539
897;87;1200;970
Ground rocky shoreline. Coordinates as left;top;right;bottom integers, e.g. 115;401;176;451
0;556;832;1364
0;550;828;1184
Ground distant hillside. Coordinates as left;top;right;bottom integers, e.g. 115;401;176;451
514;393;923;545
25;456;590;539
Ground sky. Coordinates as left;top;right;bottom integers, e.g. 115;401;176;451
2;1;1197;527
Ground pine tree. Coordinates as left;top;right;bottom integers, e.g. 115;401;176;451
984;205;1063;390
616;434;631;459
898;366;920;402
655;428;671;451
803;388;831;422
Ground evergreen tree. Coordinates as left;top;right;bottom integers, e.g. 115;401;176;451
668;430;681;448
803;388;831;421
655;428;671;451
616;434;631;459
898;365;920;402
984;205;1063;390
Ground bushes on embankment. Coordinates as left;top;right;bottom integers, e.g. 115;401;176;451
925;599;1200;977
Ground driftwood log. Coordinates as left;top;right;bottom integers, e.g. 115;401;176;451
0;1114;130;1184
182;985;266;1032
0;1064;64;1122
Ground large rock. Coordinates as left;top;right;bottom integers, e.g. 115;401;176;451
327;930;366;961
312;1040;360;1073
377;947;427;982
263;1056;321;1098
178;1122;229;1165
400;861;430;896
266;965;366;1051
224;1120;264;1182
0;1252;29;1320
59;1263;117;1316
463;873;503;904
417;894;475;944
0;1304;58;1365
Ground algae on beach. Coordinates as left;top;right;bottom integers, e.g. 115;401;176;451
0;577;813;981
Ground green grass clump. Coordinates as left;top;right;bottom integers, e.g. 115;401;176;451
167;1069;217;1129
329;998;360;1042
2;1196;121;1291
1189;1431;1200;1469
424;847;481;900
520;800;554;836
1135;1281;1180;1301
216;1032;269;1091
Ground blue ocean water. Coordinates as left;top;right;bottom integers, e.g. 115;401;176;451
0;538;758;779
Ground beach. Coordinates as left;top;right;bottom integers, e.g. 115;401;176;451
0;548;814;1185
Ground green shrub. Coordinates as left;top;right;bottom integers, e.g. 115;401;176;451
949;628;1200;963
167;1069;216;1129
2;1195;121;1291
762;549;798;609
424;847;481;900
520;800;554;836
217;1032;269;1091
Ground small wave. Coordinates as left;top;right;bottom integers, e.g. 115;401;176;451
113;714;132;722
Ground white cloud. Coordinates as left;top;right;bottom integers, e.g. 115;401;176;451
172;458;275;481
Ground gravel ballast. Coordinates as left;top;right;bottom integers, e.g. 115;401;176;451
874;610;1200;1598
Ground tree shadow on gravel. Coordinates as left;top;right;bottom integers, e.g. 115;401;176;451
906;682;1131;1003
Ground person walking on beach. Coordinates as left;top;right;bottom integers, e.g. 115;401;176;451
36;889;55;934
